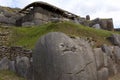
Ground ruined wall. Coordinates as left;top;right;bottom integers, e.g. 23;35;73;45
0;46;32;60
19;6;64;26
90;18;114;31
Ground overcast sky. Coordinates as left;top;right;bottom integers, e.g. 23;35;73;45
0;0;120;28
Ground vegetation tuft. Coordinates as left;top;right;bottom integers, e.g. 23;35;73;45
0;70;25;80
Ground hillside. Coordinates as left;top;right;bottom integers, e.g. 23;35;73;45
0;22;120;80
7;21;116;49
0;2;120;80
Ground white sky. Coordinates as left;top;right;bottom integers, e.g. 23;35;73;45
0;0;120;28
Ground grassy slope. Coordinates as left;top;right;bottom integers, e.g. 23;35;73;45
9;22;116;49
0;70;25;80
0;22;119;80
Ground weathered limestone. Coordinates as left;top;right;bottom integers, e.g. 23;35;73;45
0;57;10;70
32;32;120;80
109;34;120;47
15;56;30;77
90;18;114;31
33;32;97;80
97;68;109;80
101;44;120;76
0;6;22;26
0;32;120;80
0;56;31;78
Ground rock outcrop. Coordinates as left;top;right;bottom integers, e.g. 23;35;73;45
0;4;114;31
0;32;120;80
109;34;120;47
15;56;30;77
33;32;97;80
90;18;114;31
33;32;120;80
0;6;22;26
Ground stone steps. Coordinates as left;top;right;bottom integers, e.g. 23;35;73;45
109;73;120;80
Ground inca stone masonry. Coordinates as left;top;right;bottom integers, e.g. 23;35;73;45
0;1;114;31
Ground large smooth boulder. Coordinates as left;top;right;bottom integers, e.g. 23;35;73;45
15;56;30;78
33;32;97;80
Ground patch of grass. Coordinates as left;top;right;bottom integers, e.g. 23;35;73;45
8;22;117;49
0;70;25;80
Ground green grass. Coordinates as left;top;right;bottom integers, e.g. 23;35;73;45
8;22;118;49
0;70;25;80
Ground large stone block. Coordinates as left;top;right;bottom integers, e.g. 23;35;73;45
110;34;120;47
94;48;104;70
0;57;10;70
33;32;97;80
15;56;30;78
97;68;108;80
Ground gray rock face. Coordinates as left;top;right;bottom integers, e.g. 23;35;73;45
94;48;105;70
15;56;30;77
0;6;22;26
114;46;120;72
0;57;10;70
114;46;120;62
26;62;34;80
110;34;120;47
9;61;15;72
97;68;108;80
33;32;97;80
101;45;118;76
101;44;113;56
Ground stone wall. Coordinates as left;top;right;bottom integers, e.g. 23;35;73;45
0;46;32;60
0;26;11;45
19;6;65;26
90;18;114;31
0;6;22;26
